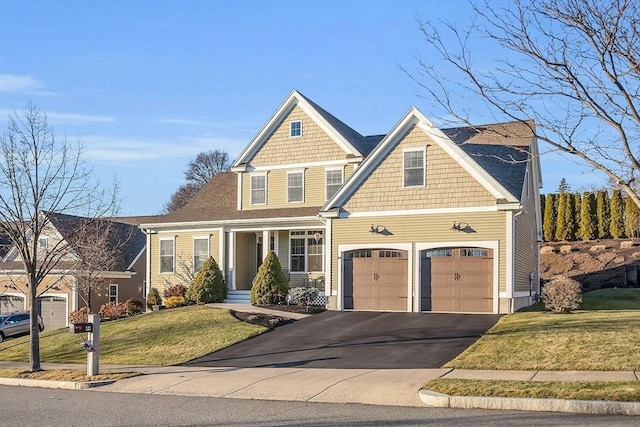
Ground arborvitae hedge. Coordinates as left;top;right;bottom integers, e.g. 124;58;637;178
543;193;557;241
625;195;640;238
596;190;610;238
555;192;569;240
579;192;597;240
611;190;625;238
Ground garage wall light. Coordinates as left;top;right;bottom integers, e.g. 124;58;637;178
451;221;470;232
370;225;391;235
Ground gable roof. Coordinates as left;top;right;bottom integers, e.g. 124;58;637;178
323;108;535;212
232;90;368;168
47;212;146;271
140;172;322;227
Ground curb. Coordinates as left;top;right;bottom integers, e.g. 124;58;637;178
0;377;115;390
418;389;640;416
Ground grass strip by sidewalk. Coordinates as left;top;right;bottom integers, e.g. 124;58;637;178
0;368;139;382
0;306;267;366
444;310;640;371
424;378;640;402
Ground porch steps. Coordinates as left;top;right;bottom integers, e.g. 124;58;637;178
224;290;251;304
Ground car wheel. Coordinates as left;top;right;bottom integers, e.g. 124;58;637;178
0;333;4;343
38;325;44;332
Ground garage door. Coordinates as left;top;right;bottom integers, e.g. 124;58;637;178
0;295;25;313
420;248;493;313
38;296;67;330
344;249;408;311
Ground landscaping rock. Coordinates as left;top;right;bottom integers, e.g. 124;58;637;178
560;245;574;254
589;245;606;253
540;246;556;254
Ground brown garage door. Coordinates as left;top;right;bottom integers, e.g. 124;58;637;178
38;296;67;330
420;248;493;313
344;249;408;311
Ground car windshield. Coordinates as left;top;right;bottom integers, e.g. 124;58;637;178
0;315;7;323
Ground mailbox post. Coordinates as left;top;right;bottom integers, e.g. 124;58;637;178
87;314;100;376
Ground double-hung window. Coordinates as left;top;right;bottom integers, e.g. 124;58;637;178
290;230;323;272
193;237;209;273
160;238;175;273
251;174;267;205
287;171;304;203
109;284;118;303
403;148;425;187
290;120;302;137
325;169;343;200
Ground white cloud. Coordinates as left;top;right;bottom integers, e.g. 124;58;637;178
47;112;115;125
0;74;60;96
80;134;244;163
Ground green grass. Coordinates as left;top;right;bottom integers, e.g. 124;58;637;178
580;288;640;310
424;379;640;402
0;306;267;365
0;368;139;382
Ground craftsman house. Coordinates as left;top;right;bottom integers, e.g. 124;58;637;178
0;213;147;329
141;90;542;313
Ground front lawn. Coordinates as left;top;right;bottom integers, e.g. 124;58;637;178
0;306;267;366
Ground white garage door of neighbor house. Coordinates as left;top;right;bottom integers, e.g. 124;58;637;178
343;249;408;311
38;296;67;330
0;295;25;313
420;247;493;313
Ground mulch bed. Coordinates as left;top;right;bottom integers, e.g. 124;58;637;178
231;304;325;329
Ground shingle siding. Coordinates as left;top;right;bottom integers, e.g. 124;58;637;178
344;125;496;212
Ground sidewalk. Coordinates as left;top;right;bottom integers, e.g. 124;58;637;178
0;361;638;413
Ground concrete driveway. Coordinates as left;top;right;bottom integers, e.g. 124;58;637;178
186;311;501;369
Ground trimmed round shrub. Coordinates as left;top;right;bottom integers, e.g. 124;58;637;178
186;257;226;303
541;276;582;313
251;251;289;305
146;287;162;310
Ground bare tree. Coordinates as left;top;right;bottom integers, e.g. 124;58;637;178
164;149;231;213
68;218;135;311
409;0;640;208
0;104;118;371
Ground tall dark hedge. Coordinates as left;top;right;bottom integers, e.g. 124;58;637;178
543;193;557;241
579;192;597;240
611;190;625;238
596;190;611;238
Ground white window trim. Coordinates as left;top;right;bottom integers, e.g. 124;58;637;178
289;230;324;273
159;237;175;274
193;236;210;273
402;147;426;188
250;173;268;205
109;284;118;303
325;167;344;201
290;120;302;138
287;169;305;203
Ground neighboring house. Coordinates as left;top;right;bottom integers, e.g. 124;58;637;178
0;213;147;329
141;90;542;314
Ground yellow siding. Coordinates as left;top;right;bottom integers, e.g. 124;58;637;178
344;125;496;212
241;164;354;210
514;168;539;293
235;232;255;290
331;211;507;295
251;106;348;167
149;231;220;294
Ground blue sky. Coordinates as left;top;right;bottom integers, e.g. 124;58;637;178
0;0;601;216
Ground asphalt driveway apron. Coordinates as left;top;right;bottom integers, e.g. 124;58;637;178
185;311;500;369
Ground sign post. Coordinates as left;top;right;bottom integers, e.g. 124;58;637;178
87;314;100;376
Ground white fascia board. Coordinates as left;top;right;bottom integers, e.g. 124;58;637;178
141;216;323;232
413;112;518;203
322;110;420;211
343;205;499;218
232;90;361;168
250;158;353;172
496;203;523;211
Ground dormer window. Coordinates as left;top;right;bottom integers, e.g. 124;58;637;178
290;120;302;137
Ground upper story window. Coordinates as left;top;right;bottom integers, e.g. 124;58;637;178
159;238;175;273
193;237;209;273
325;168;344;200
250;174;267;205
109;284;118;303
403;148;425;187
290;120;302;137
287;171;304;203
37;237;48;252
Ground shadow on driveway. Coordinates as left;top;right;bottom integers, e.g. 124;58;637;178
185;311;501;369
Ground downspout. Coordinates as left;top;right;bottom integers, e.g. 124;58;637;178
510;209;524;314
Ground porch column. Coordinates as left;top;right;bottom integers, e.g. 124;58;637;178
262;230;270;260
228;231;236;290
